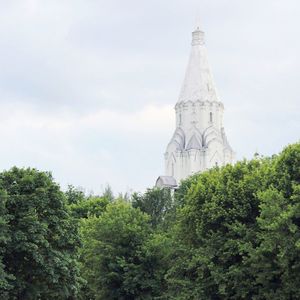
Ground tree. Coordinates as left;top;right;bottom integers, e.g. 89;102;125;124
102;184;114;202
80;200;165;300
68;196;110;219
166;158;273;299
132;188;173;228
248;143;300;299
65;185;112;219
165;143;300;299
0;189;12;297
65;185;85;205
0;167;82;299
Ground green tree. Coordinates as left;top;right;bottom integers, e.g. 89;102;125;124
102;184;114;202
69;196;110;219
165;143;300;299
0;190;12;297
166;158;273;299
80;200;164;300
65;185;85;205
132;188;173;228
248;143;300;299
0;167;82;299
65;185;111;219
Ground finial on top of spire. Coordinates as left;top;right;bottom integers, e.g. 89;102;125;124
192;27;205;46
195;11;201;29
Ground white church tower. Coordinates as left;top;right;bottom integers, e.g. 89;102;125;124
156;28;235;188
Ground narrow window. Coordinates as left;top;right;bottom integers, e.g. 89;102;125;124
210;112;213;122
171;163;174;176
179;113;182;125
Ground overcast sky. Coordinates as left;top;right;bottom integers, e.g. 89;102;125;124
0;0;299;194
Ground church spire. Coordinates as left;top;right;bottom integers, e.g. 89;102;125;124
156;27;235;188
178;27;219;103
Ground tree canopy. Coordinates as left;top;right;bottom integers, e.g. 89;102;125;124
165;143;300;299
0;167;82;299
80;201;154;299
0;143;300;299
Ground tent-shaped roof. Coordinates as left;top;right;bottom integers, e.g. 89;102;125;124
155;176;177;188
178;28;219;103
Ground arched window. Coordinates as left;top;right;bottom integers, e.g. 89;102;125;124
210;112;213;122
179;113;182;125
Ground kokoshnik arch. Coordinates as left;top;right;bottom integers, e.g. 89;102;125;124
156;28;235;188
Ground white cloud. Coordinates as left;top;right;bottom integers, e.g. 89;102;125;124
0;102;174;193
0;102;173;134
0;0;299;192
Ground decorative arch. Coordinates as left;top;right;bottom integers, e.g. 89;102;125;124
166;128;186;152
186;134;202;150
203;126;223;147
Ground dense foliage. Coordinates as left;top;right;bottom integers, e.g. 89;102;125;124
0;168;82;299
0;142;299;299
80;201;152;299
132;187;173;228
165;143;300;299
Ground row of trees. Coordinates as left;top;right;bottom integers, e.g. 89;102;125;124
0;142;300;299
